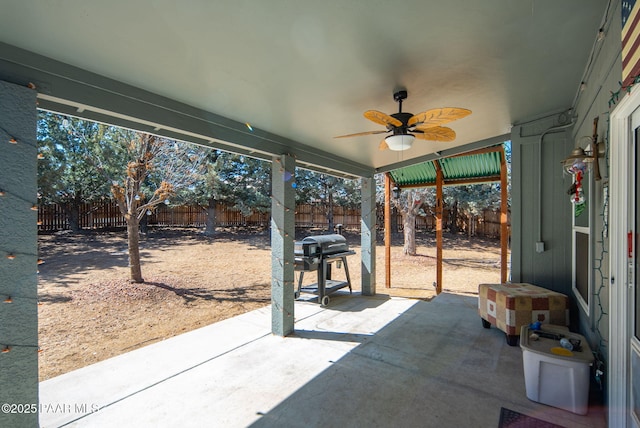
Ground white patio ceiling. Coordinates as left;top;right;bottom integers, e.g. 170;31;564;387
0;0;606;177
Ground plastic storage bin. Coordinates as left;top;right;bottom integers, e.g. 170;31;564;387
520;325;594;415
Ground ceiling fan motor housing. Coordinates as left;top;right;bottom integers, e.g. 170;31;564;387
390;112;413;133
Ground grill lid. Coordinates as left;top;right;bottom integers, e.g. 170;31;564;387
296;234;349;256
301;234;346;246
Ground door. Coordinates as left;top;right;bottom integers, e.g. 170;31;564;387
611;84;640;428
632;118;640;427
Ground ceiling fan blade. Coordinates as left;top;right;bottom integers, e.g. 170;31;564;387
408;107;471;128
334;130;389;138
378;139;389;150
413;126;456;142
364;110;403;127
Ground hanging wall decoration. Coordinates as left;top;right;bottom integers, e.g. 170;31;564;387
623;0;640;87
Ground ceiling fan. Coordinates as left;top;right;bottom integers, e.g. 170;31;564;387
334;90;471;151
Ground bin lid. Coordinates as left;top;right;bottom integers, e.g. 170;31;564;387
520;325;594;364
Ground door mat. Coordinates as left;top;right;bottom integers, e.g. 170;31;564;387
498;407;565;428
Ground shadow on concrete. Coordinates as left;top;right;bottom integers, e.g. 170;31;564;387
249;293;606;428
290;330;373;344
295;292;390;312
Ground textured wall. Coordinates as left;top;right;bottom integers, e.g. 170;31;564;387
0;81;38;426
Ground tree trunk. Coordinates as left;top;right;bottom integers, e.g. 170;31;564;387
64;201;82;233
127;215;144;283
391;206;399;233
327;191;334;233
403;212;417;255
450;200;459;234
204;198;216;236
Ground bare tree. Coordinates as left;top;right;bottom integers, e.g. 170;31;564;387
110;134;208;282
110;135;171;282
392;189;433;255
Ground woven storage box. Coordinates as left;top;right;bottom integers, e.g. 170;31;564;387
478;283;569;338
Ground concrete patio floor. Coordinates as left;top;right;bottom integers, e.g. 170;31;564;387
40;292;607;428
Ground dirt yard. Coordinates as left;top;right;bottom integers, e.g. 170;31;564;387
37;227;506;380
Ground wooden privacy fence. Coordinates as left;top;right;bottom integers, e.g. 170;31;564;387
391;209;509;239
294;204;361;229
37;201;126;231
36;202;363;231
37;201;508;237
449;210;510;239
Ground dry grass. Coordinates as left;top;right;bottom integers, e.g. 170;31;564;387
37;227;505;380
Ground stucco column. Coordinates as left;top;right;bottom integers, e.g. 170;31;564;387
270;154;295;336
0;80;38;427
361;176;376;295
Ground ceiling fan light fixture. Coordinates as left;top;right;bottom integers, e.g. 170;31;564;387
385;134;415;151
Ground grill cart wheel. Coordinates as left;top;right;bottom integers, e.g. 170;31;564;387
321;295;330;306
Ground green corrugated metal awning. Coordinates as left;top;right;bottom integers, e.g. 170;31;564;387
389;146;504;187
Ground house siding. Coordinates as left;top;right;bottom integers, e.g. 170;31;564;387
570;1;622;361
511;120;574;297
513;0;622;386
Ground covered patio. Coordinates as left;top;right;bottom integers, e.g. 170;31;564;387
40;292;606;428
5;1;638;426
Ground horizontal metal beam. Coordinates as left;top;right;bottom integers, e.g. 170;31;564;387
0;42;372;179
397;174;502;188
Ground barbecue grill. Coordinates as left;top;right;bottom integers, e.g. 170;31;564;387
294;234;355;306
